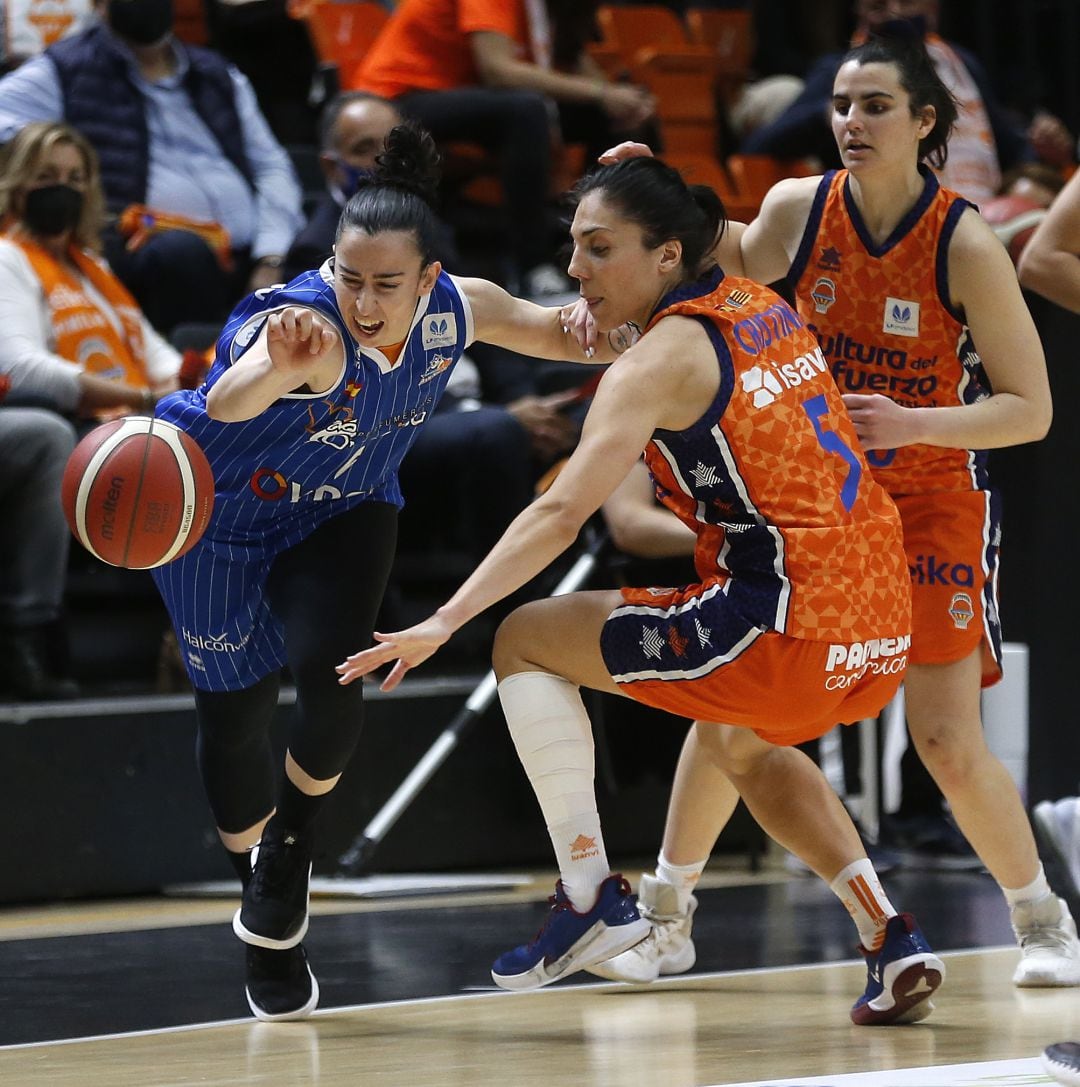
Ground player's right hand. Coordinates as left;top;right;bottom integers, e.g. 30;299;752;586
266;306;338;372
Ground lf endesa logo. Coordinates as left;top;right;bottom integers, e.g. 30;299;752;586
823;635;910;689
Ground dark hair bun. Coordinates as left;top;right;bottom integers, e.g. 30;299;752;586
372;121;441;206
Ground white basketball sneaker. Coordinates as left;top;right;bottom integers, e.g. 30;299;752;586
1012;894;1080;986
586;874;697;983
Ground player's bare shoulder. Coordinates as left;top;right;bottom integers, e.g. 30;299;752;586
946;204;1018;309
760;175;822;233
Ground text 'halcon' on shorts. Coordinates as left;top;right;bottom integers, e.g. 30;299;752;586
600;581;909;746
153;543;288;692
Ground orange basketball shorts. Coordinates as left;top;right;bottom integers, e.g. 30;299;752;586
894;489;1002;686
600;583;909;746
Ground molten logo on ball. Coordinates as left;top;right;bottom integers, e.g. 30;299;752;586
100;476;124;541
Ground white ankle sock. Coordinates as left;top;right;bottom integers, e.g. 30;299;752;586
1003;864;1052;909
656;852;706;914
830;859;897;950
498;671;609;910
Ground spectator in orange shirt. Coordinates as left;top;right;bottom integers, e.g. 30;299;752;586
351;0;655;301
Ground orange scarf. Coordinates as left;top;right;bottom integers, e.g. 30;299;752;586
5;231;149;386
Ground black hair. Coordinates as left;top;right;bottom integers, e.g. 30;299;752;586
317;90;401;154
334;121;442;264
840;31;958;169
570;157;725;277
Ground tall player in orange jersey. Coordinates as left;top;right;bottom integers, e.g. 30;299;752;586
590;31;1080;989
339;154;949;1025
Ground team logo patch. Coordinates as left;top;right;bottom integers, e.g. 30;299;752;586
741;365;782;408
949;592;974;630
419;352;454;384
883;297;920;337
233;314;263;351
817;245;841;272
811;276;837;314
422;313;457;349
569;834;599;862
721;288;752;310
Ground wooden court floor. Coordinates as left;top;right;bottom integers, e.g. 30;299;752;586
1;861;1077;1086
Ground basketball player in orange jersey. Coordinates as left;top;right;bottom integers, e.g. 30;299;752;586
339;154;949;1025
584;31;1080;989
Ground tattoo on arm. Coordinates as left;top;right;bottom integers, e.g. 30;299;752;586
607;320;643;354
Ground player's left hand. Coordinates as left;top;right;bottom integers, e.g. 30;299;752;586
841;393;920;452
336;613;456;692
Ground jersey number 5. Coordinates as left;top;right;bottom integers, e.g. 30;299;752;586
802;394;862;512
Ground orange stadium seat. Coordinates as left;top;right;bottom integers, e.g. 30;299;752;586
725;153;817;218
286;0;389;76
685;7;753;105
597;4;691;55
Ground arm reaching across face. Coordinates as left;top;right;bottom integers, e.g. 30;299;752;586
206;306;343;422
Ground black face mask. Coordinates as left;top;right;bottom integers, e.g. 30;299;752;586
876;14;929;41
22;184;84;238
107;0;173;45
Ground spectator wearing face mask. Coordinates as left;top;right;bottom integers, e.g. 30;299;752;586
0;120;179;421
0;0;304;334
283;91;459;282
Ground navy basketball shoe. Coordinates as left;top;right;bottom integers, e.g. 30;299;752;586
492;874;650;991
850;912;945;1025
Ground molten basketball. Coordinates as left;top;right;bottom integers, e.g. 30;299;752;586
62;417;215;569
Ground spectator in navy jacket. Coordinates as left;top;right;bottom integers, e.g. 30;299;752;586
0;0;304;333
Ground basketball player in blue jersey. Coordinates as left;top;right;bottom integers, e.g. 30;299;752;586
150;123;606;1021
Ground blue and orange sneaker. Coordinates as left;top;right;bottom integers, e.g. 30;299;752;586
851;912;945;1025
492;874;650;991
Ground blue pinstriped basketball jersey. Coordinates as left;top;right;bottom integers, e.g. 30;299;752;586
155;263;472;556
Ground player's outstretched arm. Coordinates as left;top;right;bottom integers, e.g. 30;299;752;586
207;307;344;422
458;276;619;364
336;318;716;691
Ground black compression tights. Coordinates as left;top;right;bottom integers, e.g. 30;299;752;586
192;502;398;834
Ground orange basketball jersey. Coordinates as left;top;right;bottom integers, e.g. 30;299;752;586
641;269;909;644
789;168;991;496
